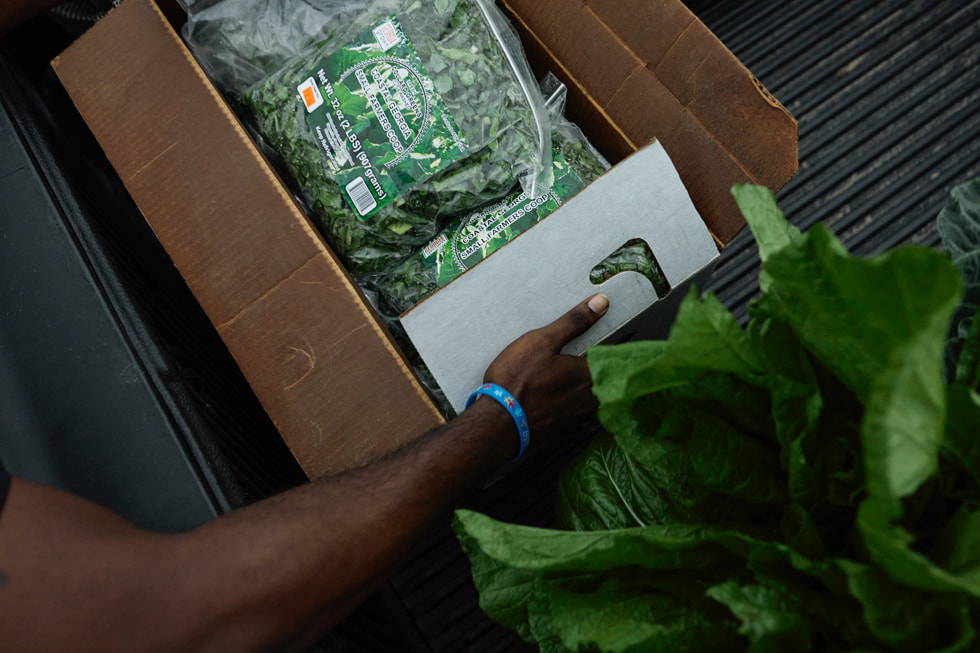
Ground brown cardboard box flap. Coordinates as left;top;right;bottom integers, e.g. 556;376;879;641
500;0;799;245
52;0;443;478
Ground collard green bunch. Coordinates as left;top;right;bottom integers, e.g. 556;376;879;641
455;184;980;652
241;0;547;280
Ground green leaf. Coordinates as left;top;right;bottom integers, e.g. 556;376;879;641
455;510;740;576
545;579;741;652
955;312;980;390
556;432;667;531
941;384;980;494
856;496;980;596
745;210;962;500
938;179;980;262
589;289;767;454
854;249;960;499
590;289;763;406
685;406;786;505
931;505;980;575
932;179;980;385
454;511;750;651
761;227;960;407
747;314;822;448
455;514;538;641
779;504;828;561
731;184;802;293
705;580;814;653
835;559;978;650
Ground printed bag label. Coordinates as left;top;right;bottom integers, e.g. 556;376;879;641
420;150;587;286
298;16;468;219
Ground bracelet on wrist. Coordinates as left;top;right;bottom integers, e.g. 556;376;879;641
465;383;530;461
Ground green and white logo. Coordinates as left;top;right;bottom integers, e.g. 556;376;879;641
420;150;588;287
299;16;469;219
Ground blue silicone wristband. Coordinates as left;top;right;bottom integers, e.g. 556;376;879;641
466;383;530;461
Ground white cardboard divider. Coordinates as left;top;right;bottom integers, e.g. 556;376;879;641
401;142;718;412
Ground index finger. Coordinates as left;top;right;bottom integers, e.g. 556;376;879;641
536;294;610;351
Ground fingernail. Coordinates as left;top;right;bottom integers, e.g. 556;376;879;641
588;294;609;315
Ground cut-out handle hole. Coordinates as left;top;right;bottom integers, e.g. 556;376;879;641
590;239;670;298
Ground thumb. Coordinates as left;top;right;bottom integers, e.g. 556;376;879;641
537;294;610;351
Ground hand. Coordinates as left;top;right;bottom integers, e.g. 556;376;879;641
480;294;609;446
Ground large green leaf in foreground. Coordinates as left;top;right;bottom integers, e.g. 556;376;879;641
455;184;980;651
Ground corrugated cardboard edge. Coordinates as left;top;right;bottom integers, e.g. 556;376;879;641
52;0;444;479
499;0;799;246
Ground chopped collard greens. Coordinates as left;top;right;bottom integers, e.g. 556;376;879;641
589;238;670;298
375;112;611;315
375;95;670;316
236;0;550;280
456;184;980;652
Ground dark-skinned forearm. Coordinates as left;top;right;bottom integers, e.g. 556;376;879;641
0;400;513;652
0;295;607;651
157;398;515;651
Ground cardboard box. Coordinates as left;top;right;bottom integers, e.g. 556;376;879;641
52;0;797;478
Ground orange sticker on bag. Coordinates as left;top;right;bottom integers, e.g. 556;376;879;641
297;77;324;113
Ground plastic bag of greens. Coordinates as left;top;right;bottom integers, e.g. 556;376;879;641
374;76;611;315
376;75;671;316
183;0;551;279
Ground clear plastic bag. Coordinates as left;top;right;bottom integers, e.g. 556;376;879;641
374;75;611;316
183;0;551;280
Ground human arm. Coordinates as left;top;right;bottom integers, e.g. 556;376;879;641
0;294;609;652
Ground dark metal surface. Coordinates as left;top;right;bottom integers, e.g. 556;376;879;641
697;0;980;323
